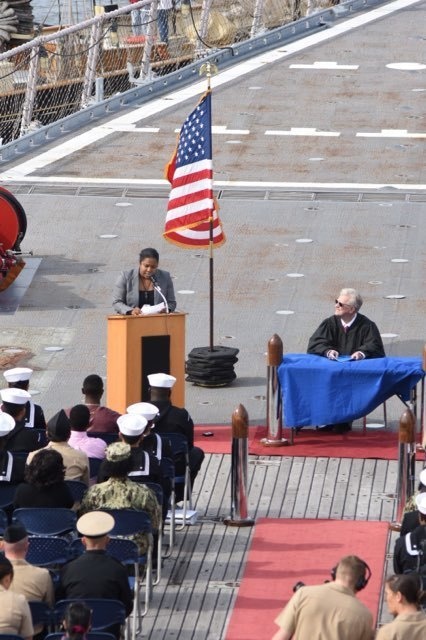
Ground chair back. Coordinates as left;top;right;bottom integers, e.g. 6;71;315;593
0;508;8;534
160;456;175;481
88;457;103;479
87;432;119;445
140;481;163;511
0;635;25;640
29;600;53;629
65;480;87;503
53;599;126;631
27;536;70;567
0;483;16;510
101;508;153;537
13;508;77;536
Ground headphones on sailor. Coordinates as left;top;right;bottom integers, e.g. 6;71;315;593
330;560;372;592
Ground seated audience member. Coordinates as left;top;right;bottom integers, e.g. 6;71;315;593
68;404;106;459
306;287;385;434
148;372;204;501
376;573;426;639
79;441;161;555
394;493;426;579
1;523;54;633
127;401;173;462
13;448;74;509
59;512;132;639
0;412;25;485
61;602;92;640
0;554;34;640
1;387;39;452
400;468;426;536
75;374;120;434
26;409;89;485
271;555;374;640
3;367;46;429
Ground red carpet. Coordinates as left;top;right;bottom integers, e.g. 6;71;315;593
195;424;423;460
225;518;388;640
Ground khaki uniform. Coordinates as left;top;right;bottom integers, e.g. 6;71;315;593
9;558;55;604
0;584;34;637
79;477;161;555
274;582;374;640
27;441;89;485
375;611;426;639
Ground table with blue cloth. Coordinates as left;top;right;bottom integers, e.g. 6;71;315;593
277;354;424;428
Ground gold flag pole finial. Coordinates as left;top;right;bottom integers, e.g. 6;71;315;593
199;61;218;90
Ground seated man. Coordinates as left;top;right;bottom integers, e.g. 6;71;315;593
1;523;54;634
1;388;40;452
394;493;426;583
59;511;132;639
307;287;385;433
78;374;120;434
148;372;204;501
3;367;46;429
0;413;25;485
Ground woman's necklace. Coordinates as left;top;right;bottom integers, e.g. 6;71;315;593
140;277;152;301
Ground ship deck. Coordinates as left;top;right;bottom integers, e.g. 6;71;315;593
0;0;425;636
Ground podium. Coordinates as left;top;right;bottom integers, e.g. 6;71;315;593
106;312;186;414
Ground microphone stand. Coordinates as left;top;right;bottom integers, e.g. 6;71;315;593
151;277;169;314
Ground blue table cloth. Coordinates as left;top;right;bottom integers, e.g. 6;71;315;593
277;354;424;427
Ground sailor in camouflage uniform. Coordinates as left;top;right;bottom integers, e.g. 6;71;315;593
79;441;161;555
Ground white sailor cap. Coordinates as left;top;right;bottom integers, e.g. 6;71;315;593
415;492;426;515
419;468;426;487
0;388;31;404
0;412;15;437
3;367;33;383
126;402;159;421
147;373;176;389
117;413;148;437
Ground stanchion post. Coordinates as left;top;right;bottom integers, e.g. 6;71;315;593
261;334;288;447
224;404;255;527
389;408;416;531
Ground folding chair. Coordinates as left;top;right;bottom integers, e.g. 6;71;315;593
101;508;154;616
46;634;115;640
13;508;77;536
139;481;163;585
159;456;176;556
160;433;192;531
0;483;16;511
65;479;88;504
27;536;69;567
0;635;25;640
29;601;54;634
52;599;126;637
88;457;103;481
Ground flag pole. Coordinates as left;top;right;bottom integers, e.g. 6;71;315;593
200;62;217;352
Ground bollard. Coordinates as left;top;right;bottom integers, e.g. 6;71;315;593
389;408;416;531
261;334;289;447
224;404;255;527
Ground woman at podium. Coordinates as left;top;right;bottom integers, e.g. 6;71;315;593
112;247;176;316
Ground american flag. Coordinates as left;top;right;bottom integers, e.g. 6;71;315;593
164;91;225;248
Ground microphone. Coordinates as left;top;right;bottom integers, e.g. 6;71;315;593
149;274;169;314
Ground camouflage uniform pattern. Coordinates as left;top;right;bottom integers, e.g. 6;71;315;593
79;477;161;554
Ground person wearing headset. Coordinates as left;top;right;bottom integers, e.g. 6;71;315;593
271;555;374;640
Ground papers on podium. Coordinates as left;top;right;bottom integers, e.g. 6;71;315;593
141;302;165;315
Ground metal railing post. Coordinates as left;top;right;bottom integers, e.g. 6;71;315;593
80;20;102;108
390;408;416;531
19;46;39;136
261;334;288;447
224;404;255;527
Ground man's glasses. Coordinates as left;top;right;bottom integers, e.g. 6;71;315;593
335;299;351;308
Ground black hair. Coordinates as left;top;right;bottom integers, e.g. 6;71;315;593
25;449;66;488
63;602;91;640
102;455;133;479
139;247;159;263
8;380;29;391
386;574;423;605
70;405;91;432
0;555;14;581
120;433;141;446
1;401;25;419
82;374;103;395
